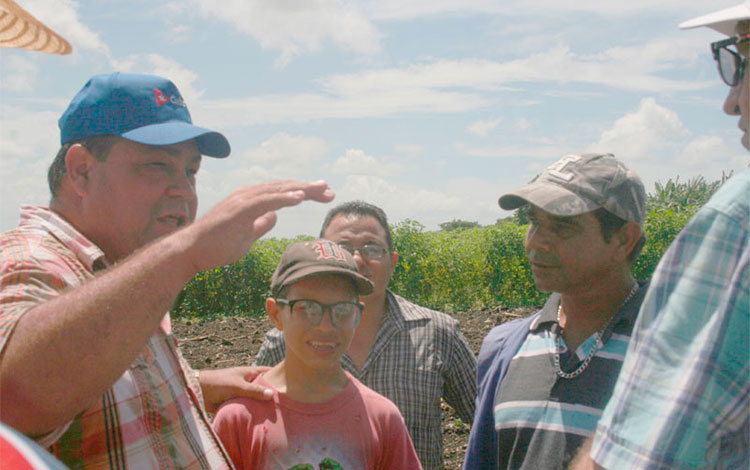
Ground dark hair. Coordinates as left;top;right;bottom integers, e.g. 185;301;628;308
592;207;645;263
319;200;393;251
47;135;119;197
275;284;291;300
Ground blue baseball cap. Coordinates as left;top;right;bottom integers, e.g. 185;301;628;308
58;72;230;158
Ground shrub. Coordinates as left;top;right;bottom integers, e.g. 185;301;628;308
648;173;730;213
633;207;697;281
391;219;433;306
419;227;495;312
485;223;545;307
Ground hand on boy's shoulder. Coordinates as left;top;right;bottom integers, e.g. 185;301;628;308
199;366;273;414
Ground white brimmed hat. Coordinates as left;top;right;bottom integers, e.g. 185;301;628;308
679;0;750;36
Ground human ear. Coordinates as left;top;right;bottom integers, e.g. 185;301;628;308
64;144;97;198
615;222;642;262
266;298;284;331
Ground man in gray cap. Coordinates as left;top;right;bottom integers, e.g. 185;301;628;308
572;3;749;469
0;72;334;468
463;153;648;470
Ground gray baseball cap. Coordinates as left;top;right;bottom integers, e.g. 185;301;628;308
499;153;646;226
271;239;374;297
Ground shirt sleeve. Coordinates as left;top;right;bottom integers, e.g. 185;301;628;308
591;175;750;470
0;258;70;356
253;328;286;367
442;321;477;424
212;401;256;470
0;248;83;448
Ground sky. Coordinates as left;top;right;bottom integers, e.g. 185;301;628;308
1;0;748;239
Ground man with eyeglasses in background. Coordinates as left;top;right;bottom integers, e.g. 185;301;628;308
255;200;477;470
570;3;749;469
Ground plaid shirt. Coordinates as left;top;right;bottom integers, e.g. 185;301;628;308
0;206;233;470
592;171;750;470
255;291;477;470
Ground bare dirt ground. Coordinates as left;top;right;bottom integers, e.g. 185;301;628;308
173;305;535;470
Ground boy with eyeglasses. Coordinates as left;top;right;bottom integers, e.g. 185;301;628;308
213;239;422;470
256;200;477;470
570;4;749;470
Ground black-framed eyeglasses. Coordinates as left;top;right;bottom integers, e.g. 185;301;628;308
276;298;364;329
339;243;388;261
711;32;750;87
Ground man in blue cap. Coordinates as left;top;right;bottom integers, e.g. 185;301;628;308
571;3;749;469
0;72;334;469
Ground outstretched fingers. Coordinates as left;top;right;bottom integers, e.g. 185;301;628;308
235;181;334;228
181;180;335;274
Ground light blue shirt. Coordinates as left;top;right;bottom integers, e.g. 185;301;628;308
592;170;750;469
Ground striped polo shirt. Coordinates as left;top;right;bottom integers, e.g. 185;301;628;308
492;283;647;469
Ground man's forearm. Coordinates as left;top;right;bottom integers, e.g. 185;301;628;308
0;179;334;435
0;233;196;435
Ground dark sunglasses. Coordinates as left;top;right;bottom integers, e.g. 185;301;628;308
710;32;750;87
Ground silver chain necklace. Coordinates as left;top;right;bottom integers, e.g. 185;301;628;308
553;283;639;379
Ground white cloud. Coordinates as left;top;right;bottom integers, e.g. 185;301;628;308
454;141;572;160
394;144;424;157
337;175;463;226
330;149;408;177
587;98;689;161
0;105;61;230
0;55;38;93
514;118;530;132
318;46;701;102
188;0;382;66
199;39;708;128
22;0;110;58
331;174;517;231
467;118;502;137
363;0;735;20
202;89;487;128
673;135;747;177
676;135;728;168
165;23;192;44
241;132;329;178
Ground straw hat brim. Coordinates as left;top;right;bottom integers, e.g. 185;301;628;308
0;0;71;55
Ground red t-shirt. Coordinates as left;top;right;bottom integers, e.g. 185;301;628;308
213;372;422;470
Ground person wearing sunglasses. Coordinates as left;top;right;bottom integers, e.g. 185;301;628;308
571;4;749;470
255;201;477;470
708;25;749;150
213;239;422;470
